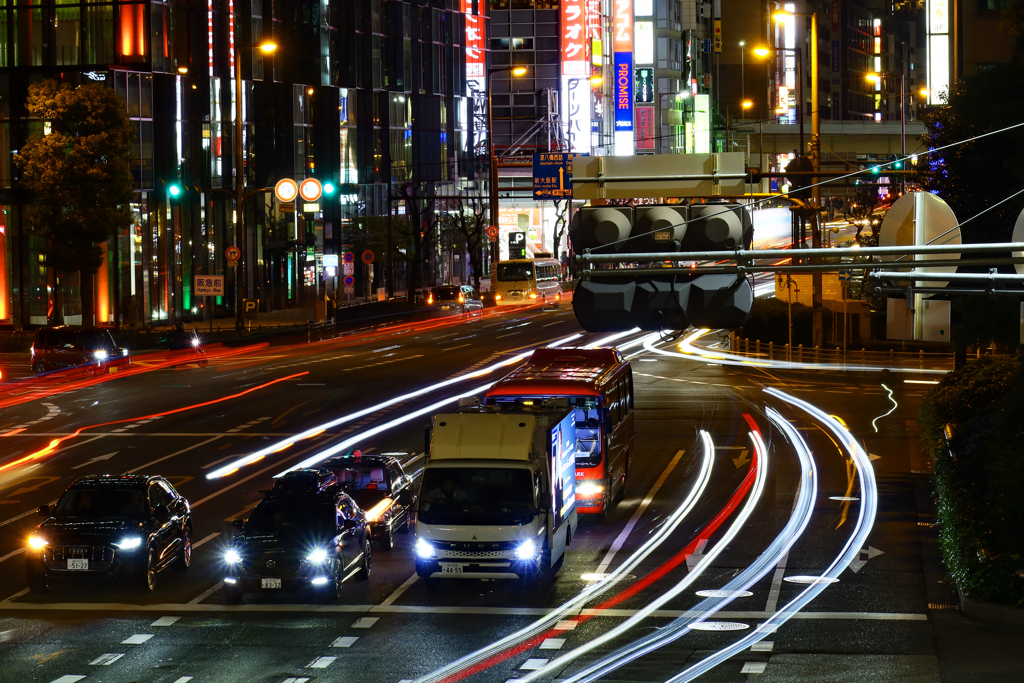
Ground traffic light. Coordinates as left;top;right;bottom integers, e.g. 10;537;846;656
168;183;182;198
165;182;201;202
569;203;752;254
572;273;753;332
323;181;337;196
891;153;902;170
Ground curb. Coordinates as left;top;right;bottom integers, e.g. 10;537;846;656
959;591;1024;626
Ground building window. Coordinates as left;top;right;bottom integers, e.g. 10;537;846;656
85;5;114;65
120;3;147;62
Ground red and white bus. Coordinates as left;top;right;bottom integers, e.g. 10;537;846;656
485;347;634;516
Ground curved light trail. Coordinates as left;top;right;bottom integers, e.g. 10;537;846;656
655;328;947;375
559;406;817;683
872;383;898;432
206;333;584;479
519;429;767;683
660;388;877;683
411;430;717;683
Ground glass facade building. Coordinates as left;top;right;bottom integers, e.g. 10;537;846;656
0;0;471;327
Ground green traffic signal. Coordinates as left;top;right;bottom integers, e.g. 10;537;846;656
894;161;903;169
168;184;182;197
871;166;880;174
323;181;336;195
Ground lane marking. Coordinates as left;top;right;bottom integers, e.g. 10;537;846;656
352;617;378;628
521;658;549;670
331;636;359;647
741;662;767;674
121;634;153;644
187;581;223;605
172;678;194;683
750;641;773;652
49;677;86;683
89;653;124;665
307;656;337;668
379;572;418;607
152;616;179;626
593;448;686;575
539;638;565;650
128;436;223;473
553;621;577;631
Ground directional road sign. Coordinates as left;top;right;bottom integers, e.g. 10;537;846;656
225;246;241;263
533;152;588;200
838;270;852;282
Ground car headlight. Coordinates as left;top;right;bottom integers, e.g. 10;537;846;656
121;348;129;357
93;350;108;360
114;537;143;550
414;538;435;559
306;548;330;564
28;535;48;550
191;338;200;347
514;539;538;560
576;482;605;497
224;548;242;564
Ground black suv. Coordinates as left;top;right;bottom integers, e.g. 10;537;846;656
26;475;193;593
322;454;416;551
222;469;371;602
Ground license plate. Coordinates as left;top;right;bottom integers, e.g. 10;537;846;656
261;578;282;589
67;559;89;570
441;564;463;575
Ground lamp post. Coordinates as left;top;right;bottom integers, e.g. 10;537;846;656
773;9;822;348
753;45;803;152
485;65;527;272
738;40;746;105
234;40;278;330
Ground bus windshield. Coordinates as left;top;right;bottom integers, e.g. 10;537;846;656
497;263;533;282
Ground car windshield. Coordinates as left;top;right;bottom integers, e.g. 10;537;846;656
497;263;533;282
431;286;462;302
418;468;534;526
244;501;335;536
77;330;115;349
54;488;147;518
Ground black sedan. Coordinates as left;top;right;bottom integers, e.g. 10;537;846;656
221;479;371;602
322;454;416;551
26;475;193;592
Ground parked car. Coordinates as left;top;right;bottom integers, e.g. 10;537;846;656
26;475;193;593
322;454;416;551
426;285;484;316
31;326;128;375
222;469;371;602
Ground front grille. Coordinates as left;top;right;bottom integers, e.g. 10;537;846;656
431;540;517;552
437;549;514;560
244;551;301;578
44;545;115;571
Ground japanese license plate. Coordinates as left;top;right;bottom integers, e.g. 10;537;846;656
261;578;282;589
67;559;89;570
441;564;463;574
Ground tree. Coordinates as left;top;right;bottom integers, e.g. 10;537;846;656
437;197;488;287
15;80;136;326
917;7;1024;243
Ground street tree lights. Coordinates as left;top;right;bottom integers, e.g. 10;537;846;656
485;65;527;272
234;40;278;330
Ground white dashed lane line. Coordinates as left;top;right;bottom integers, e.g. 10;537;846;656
89;653;124;666
152;616;180;627
121;634;153;644
331;636;359;648
225;416;272;433
306;656;337;668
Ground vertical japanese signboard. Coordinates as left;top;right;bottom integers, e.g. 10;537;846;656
561;0;591;153
927;0;949;104
613;0;634;142
635;107;655;150
463;0;487;151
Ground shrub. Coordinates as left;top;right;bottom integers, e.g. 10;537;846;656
920;356;1024;607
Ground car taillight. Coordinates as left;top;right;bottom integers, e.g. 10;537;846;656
427;295;433;304
30;344;34;358
530;293;538;299
495;294;502;301
458;295;464;303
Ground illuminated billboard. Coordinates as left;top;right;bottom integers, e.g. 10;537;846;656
635;21;653;64
927;0;949;104
562;0;591;152
613;0;633;133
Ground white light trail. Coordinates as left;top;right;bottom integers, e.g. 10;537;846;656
521;431;767;683
646;328;947;375
411;431;717;683
872;383;898;432
584;328;641;348
660;389;877;683
561;410;816;683
206;333;583;479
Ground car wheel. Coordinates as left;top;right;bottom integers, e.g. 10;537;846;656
27;573;49;594
355;538;372;581
32;361;47;376
141;548;158;591
320;559;344;603
377;523;394;552
174;527;192;571
223;582;243;604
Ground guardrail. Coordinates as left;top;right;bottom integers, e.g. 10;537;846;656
726;334;957;370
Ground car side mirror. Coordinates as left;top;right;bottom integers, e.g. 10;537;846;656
538;492;551;511
231;519;244;531
37;504;50;517
154;504;169;520
342;518;358;530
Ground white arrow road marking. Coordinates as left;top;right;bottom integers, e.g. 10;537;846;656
869;453;882;461
685;539;709;572
72;452;119;470
864;546;884;559
849;546;885;573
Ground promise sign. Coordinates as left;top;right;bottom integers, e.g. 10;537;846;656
613;0;633;132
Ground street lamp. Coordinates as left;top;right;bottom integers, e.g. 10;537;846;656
234;39;277;330
773;9;824;348
752;45;804;151
738;40;746;104
485;65;527;272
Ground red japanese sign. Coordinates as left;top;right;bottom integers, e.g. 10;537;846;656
635;107;655;150
561;0;587;76
462;0;486;79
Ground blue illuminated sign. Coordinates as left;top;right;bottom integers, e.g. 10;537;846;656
614;52;633;131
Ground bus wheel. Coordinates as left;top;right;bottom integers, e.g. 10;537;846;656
615;464;628;503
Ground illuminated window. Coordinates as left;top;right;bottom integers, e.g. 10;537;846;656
120;3;148;62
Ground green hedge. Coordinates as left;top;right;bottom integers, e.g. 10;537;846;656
919;356;1024;607
739;298;816;346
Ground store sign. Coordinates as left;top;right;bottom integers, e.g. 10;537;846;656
635;21;653;64
561;0;587;75
635;67;654;103
927;0;949;104
586;0;602;65
614;54;633;130
462;0;486;78
635;107;655;150
929;0;948;34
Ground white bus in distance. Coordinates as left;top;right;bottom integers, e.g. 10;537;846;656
493;256;562;307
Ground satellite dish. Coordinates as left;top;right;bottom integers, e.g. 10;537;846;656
878;191;961;287
1012;207;1024;275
